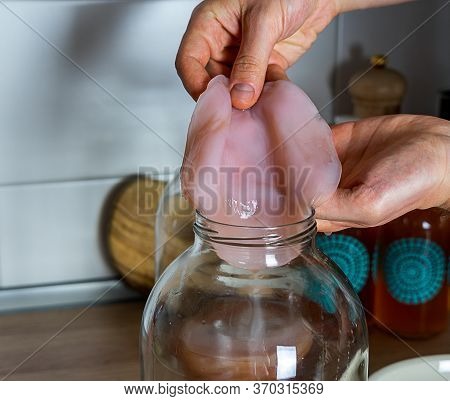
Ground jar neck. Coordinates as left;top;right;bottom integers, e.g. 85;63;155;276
193;211;317;250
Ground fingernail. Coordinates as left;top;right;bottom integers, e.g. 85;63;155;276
231;83;255;107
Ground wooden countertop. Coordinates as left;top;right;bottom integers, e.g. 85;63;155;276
0;301;449;380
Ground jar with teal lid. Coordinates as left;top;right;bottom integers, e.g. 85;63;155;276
142;212;369;380
316;227;380;324
375;209;448;338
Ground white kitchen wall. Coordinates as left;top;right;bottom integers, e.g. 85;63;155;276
288;20;338;121
0;0;195;185
0;0;448;294
0;179;122;287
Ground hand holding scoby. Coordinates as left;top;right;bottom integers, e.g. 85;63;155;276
181;75;341;228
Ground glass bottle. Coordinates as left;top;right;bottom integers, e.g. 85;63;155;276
375;209;448;338
154;169;194;280
141;212;369;381
442;212;450;312
316;227;380;324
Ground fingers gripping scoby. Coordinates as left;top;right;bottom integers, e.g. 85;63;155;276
181;75;342;228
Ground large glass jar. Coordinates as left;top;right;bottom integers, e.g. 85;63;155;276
141;212;369;380
374;209;448;338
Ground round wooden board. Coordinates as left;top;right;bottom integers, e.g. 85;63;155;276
102;176;166;293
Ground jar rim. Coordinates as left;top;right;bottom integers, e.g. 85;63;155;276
194;209;316;229
193;210;317;247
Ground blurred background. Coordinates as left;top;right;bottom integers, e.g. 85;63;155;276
0;0;448;310
0;0;449;381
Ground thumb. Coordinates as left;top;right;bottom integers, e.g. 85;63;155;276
230;13;277;110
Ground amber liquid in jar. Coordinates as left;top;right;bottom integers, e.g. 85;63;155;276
375;209;448;338
147;293;367;381
444;214;450;312
316;227;379;324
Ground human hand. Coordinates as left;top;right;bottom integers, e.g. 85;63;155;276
175;0;338;110
316;115;450;232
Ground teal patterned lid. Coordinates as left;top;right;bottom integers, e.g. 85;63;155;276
384;238;445;305
316;234;370;293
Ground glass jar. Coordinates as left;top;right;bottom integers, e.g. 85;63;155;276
154;169;194;280
316;227;380;324
375;209;448;338
442;212;450;312
141;212;369;381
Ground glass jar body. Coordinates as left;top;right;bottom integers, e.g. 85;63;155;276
142;216;368;381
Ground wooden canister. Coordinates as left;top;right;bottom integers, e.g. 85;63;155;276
349;55;407;118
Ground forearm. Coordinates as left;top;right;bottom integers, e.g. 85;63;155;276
336;0;414;13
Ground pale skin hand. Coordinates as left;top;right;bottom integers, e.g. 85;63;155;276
176;0;448;230
316;115;450;232
176;0;339;110
176;0;410;109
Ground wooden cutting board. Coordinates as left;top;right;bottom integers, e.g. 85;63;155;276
101;176;166;293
